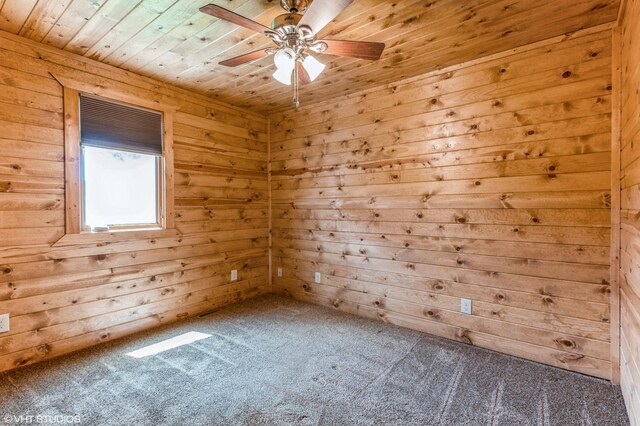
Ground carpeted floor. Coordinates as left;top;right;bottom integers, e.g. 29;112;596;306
0;295;629;425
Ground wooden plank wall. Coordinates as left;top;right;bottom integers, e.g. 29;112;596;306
0;30;269;372
619;0;640;421
270;27;614;379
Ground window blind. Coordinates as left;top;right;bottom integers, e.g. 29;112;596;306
80;94;163;155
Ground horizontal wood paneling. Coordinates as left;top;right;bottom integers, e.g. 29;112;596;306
0;30;268;372
0;0;620;112
270;27;614;379
618;0;640;422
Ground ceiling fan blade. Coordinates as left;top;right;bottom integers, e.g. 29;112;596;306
219;49;271;67
199;4;271;35
297;0;353;35
297;62;311;85
321;39;386;60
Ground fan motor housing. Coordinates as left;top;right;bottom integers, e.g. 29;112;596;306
271;13;303;30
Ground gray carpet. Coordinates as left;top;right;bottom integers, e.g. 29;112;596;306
0;295;629;425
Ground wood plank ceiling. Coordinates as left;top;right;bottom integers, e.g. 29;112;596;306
0;0;621;113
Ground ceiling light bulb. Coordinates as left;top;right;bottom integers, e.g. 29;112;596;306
302;54;325;81
273;48;295;85
274;48;295;69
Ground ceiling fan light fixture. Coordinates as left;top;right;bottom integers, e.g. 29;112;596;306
273;66;293;85
273;49;296;85
302;54;325;81
274;48;296;69
201;0;384;107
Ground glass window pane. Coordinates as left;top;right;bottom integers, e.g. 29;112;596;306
82;146;159;228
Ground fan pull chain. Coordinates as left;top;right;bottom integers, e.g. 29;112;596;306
293;61;300;109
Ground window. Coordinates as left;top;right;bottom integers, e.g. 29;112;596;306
79;94;165;232
57;80;175;242
82;145;160;230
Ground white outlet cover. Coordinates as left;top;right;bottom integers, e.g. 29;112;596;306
460;298;472;315
314;272;321;283
277;267;283;277
0;313;9;333
230;270;238;281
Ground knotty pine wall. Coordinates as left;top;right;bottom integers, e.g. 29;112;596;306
0;30;269;372
619;0;640;421
270;27;614;379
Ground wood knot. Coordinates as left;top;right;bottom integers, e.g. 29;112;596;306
424;309;440;319
430;98;438;105
554;338;576;349
530;217;539;223
559;353;584;363
562;70;572;78
36;344;52;354
456;329;473;345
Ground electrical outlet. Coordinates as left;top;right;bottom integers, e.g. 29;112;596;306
314;272;321;283
460;298;472;315
0;314;9;333
230;269;238;282
277;267;283;277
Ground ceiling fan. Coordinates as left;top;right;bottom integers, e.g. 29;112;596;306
199;0;386;108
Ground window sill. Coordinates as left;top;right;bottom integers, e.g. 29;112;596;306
51;228;180;247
